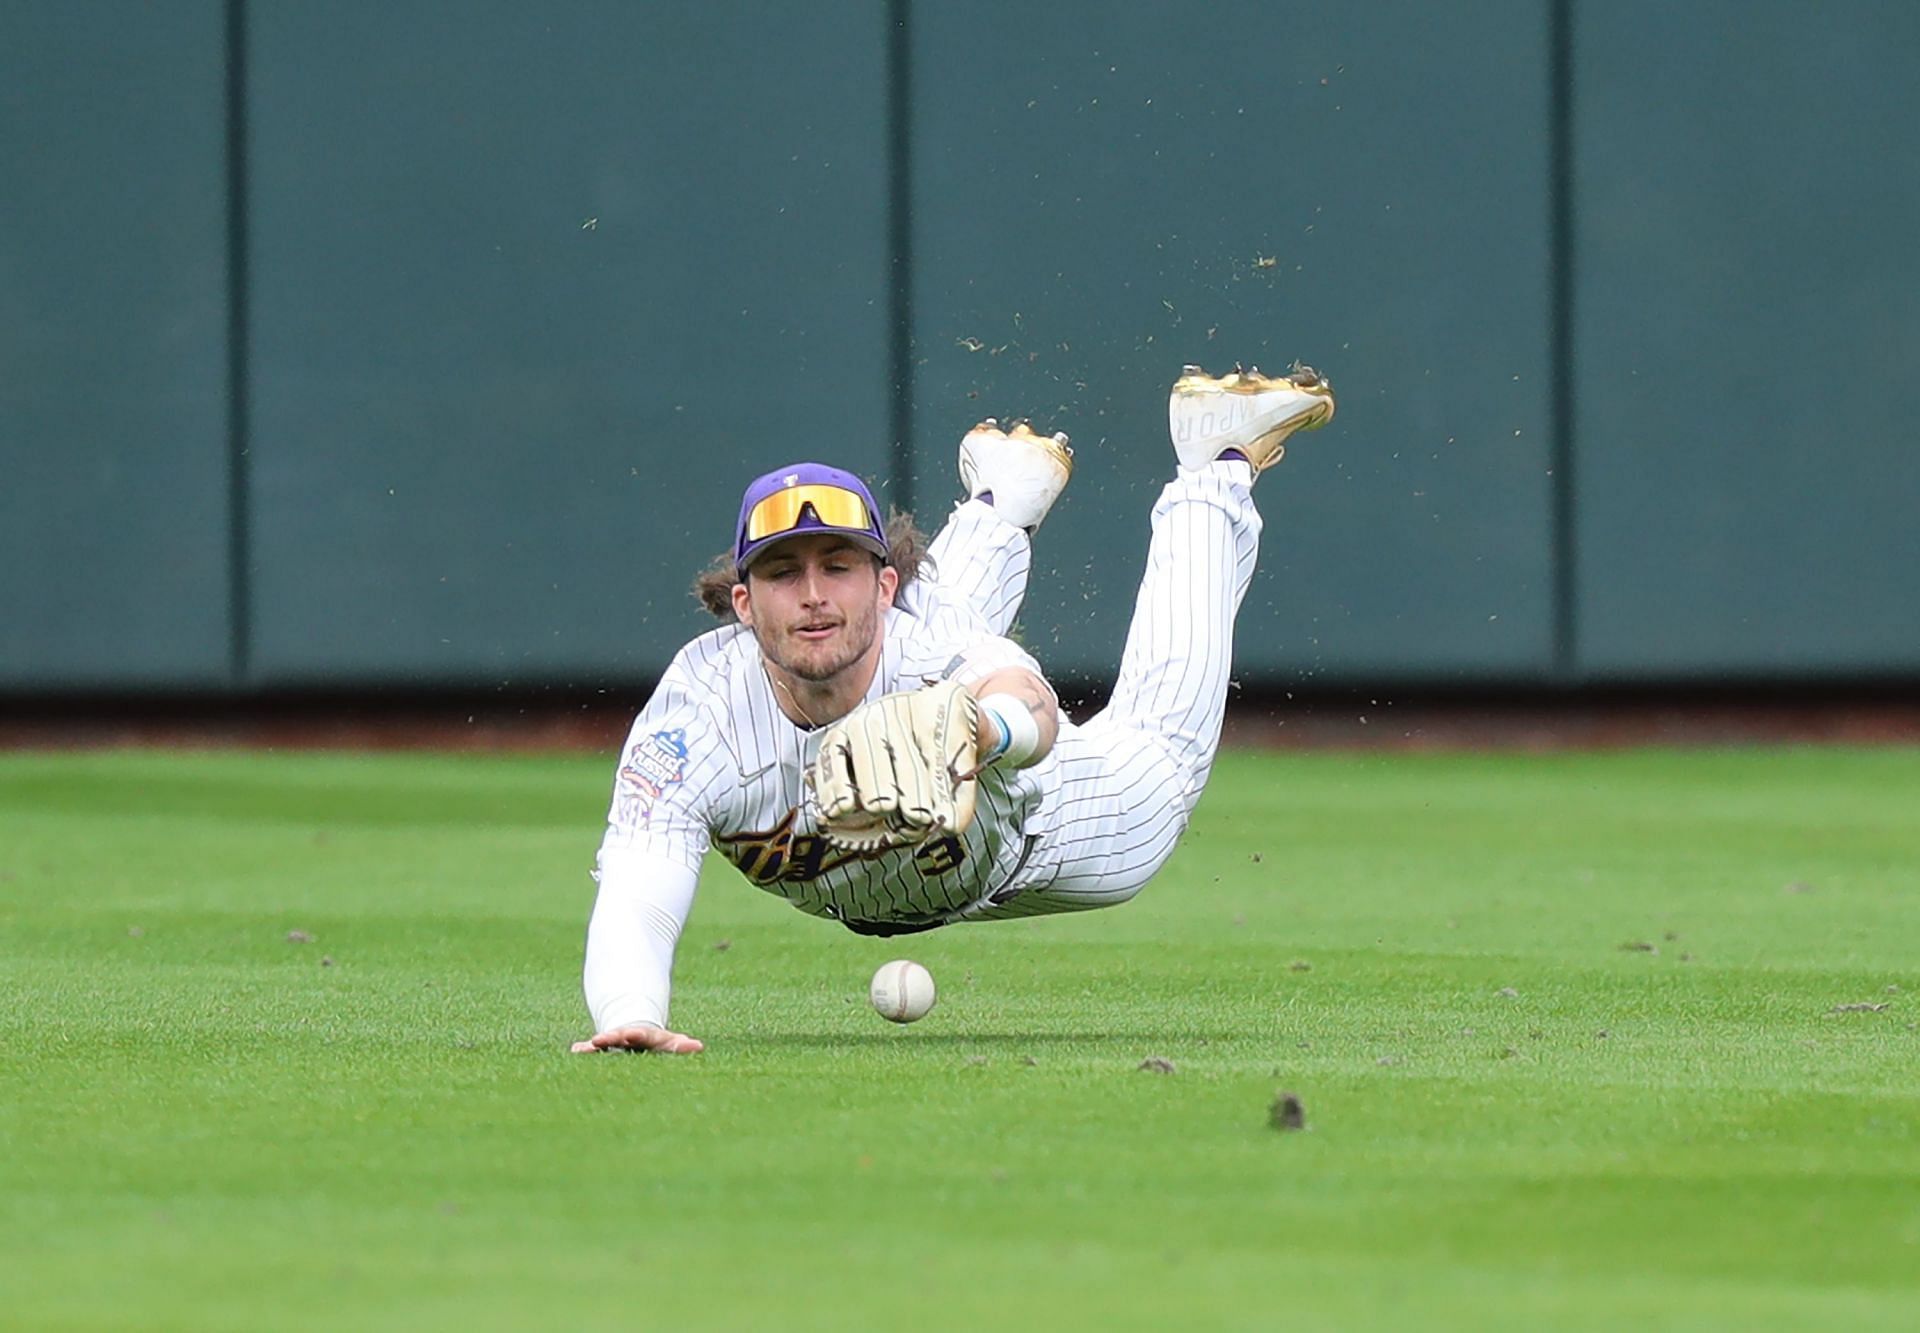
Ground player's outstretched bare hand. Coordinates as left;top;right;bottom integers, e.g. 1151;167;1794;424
570;1025;704;1055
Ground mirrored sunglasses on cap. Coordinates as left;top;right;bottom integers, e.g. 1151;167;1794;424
742;484;875;543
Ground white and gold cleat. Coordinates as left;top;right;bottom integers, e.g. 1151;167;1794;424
1168;362;1335;475
957;418;1074;532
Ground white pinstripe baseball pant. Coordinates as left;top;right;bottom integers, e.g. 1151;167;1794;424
929;463;1263;918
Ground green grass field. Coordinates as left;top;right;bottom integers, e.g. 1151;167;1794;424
2;745;1917;1331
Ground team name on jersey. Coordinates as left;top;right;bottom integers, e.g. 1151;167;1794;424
717;807;968;886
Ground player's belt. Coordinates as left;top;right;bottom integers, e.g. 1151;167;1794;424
837;914;945;938
837;835;1041;937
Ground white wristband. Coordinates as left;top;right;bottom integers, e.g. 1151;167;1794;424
978;693;1041;768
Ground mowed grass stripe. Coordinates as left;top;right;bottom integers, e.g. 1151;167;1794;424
2;746;1917;1330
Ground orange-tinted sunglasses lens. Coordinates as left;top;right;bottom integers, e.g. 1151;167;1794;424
744;484;873;541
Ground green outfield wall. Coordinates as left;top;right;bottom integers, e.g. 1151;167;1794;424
0;2;233;688
3;1;1916;692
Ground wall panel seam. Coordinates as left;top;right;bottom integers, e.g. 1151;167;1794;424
224;0;253;686
886;0;915;515
1549;0;1578;682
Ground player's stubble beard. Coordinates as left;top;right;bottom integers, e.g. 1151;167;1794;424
754;593;882;685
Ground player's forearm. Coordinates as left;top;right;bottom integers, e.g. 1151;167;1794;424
582;847;699;1031
969;667;1059;767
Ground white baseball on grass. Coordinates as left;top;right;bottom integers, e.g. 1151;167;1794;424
869;959;937;1024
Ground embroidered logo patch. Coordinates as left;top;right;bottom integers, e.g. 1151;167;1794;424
616;728;688;823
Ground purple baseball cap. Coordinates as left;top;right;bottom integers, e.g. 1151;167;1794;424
734;462;890;571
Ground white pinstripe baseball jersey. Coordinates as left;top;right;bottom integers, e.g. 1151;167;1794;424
600;575;1061;930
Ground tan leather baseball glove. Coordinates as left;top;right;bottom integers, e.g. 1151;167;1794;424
811;680;980;852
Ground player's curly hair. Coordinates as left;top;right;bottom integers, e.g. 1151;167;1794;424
692;510;932;621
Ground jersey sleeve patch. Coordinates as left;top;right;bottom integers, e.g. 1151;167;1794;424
615;727;689;824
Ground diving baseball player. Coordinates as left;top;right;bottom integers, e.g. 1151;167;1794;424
575;363;1336;1054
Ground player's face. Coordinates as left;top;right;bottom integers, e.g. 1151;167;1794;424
733;536;898;684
